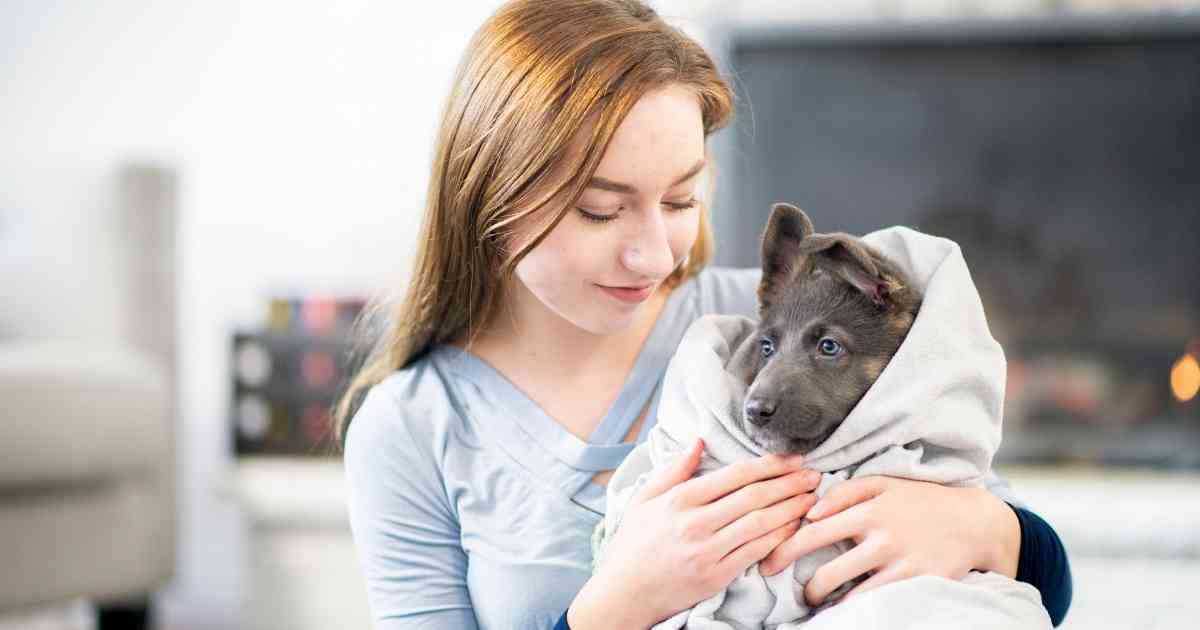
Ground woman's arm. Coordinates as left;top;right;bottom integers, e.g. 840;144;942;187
343;387;481;629
757;475;1074;627
553;577;644;630
552;500;1073;630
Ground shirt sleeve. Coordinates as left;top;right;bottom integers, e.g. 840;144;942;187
1007;503;1074;627
985;471;1073;626
343;384;480;630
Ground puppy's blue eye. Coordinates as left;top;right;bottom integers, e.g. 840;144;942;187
760;338;775;358
818;338;842;356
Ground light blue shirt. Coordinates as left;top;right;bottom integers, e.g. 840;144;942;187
342;266;1027;630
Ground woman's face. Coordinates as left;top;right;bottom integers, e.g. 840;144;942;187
510;83;707;336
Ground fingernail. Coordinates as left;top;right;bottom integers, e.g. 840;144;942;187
786;454;805;465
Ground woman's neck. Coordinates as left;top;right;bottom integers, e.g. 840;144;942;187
456;281;673;386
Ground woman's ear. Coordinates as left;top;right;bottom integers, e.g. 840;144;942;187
757;202;813;308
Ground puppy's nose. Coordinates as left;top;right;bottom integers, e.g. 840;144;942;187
744;397;776;427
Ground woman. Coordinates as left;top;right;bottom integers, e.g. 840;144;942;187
334;1;1072;628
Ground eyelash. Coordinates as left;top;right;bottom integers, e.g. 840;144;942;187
576;198;700;224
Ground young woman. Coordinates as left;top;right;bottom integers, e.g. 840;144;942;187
334;1;1072;628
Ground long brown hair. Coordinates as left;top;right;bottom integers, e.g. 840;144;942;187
331;0;735;450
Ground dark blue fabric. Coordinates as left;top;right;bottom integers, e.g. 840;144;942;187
554;504;1074;629
1009;503;1074;627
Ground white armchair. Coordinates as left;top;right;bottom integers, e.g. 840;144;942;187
0;164;178;629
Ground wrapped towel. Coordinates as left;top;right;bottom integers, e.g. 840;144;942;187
591;226;1051;629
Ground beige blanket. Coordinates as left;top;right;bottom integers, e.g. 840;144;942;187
591;226;1051;629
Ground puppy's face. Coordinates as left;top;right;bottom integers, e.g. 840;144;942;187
728;203;922;455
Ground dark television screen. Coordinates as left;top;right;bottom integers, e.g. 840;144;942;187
713;22;1200;468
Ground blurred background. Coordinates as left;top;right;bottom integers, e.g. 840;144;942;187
1;1;1197;629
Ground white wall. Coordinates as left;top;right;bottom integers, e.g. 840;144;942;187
2;0;507;624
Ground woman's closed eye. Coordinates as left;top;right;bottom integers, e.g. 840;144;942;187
576;198;699;224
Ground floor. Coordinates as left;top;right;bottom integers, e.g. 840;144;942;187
0;600;93;630
1060;555;1200;629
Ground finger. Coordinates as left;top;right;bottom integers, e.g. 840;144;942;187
697;468;820;533
806;476;887;521
759;503;871;576
675;452;807;508
633;438;705;504
710;490;818;557
839;562;916;603
803;537;884;606
717;518;802;579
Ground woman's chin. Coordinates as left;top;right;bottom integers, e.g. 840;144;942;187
565;308;640;337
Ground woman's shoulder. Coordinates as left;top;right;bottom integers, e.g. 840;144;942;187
343;350;462;469
355;351;450;413
690;265;762;318
342;352;464;532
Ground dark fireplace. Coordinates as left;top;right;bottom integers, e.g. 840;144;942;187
709;14;1200;469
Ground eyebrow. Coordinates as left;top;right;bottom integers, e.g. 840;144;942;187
587;159;706;194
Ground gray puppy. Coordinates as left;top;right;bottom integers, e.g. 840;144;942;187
728;201;923;457
722;202;925;610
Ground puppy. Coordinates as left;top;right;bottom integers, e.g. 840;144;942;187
720;202;924;611
728;201;923;456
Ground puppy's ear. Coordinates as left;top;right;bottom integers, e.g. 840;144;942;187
802;234;907;310
758;203;814;307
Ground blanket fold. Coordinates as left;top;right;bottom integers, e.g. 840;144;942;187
591;226;1051;629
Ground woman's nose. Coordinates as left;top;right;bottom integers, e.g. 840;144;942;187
619;209;675;278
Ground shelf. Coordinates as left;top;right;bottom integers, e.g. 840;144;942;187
216;456;350;531
998;464;1200;559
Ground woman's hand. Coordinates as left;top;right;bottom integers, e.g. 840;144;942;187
571;438;821;629
757;475;1021;608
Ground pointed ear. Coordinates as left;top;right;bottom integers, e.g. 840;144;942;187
758;203;814;305
803;234;906;310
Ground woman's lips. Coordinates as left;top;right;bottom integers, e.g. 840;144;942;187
597;283;654;304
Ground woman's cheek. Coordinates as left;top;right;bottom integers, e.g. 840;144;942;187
554;221;615;280
524;218;613;303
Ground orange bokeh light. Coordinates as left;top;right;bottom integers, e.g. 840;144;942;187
1170;353;1200;403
